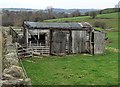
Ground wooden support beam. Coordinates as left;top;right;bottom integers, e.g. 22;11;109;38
89;31;94;55
49;29;53;55
92;32;94;55
26;28;28;47
68;30;72;54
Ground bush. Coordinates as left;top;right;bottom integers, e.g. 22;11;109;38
93;21;106;29
89;12;97;19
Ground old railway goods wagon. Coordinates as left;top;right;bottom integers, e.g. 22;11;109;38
11;21;106;55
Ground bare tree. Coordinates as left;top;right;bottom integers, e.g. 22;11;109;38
71;10;81;17
46;6;55;19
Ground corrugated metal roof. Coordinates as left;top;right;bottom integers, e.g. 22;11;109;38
24;21;92;30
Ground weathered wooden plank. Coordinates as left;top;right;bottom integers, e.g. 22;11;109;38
51;30;67;54
94;31;105;54
50;29;53;55
68;30;72;54
72;31;88;53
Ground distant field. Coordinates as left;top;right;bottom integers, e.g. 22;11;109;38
45;12;119;30
45;12;119;22
46;12;119;22
97;12;119;19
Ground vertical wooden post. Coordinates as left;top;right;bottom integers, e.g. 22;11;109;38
89;31;92;54
69;30;72;54
15;42;18;57
89;31;94;55
38;29;40;46
26;28;28;47
23;24;26;44
30;41;31;47
92;32;94;55
45;33;48;46
50;29;53;55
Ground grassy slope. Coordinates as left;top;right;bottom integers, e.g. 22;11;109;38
22;12;119;85
45;12;119;30
106;32;118;49
97;12;118;19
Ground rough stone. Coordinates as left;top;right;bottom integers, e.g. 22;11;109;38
3;65;24;79
24;78;32;86
3;58;18;68
2;74;16;80
2;79;24;86
5;53;17;59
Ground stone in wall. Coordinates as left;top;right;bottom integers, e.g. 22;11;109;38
5;53;17;59
3;65;25;79
3;57;18;69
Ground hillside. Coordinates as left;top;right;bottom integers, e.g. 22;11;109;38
97;12;119;19
99;8;120;14
45;12;119;30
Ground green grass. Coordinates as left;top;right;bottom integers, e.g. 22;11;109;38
100;8;119;14
22;50;118;85
97;12;119;19
45;16;90;22
87;19;118;30
45;12;119;21
106;32;118;49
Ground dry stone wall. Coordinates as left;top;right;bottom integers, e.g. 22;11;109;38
1;30;32;87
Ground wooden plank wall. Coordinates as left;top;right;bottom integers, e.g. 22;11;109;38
72;31;88;53
51;30;67;54
94;31;105;54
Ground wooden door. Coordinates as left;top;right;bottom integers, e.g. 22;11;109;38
51;31;67;54
94;31;106;54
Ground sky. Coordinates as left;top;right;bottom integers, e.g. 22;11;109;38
0;0;119;9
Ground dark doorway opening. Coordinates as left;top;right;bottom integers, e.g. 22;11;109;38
39;34;45;46
29;35;38;44
28;34;46;46
91;32;94;54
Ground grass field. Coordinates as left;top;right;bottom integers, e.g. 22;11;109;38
97;12;119;19
45;12;119;30
22;12;119;85
22;50;118;85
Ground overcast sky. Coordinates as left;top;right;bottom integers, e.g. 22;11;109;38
0;0;119;9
